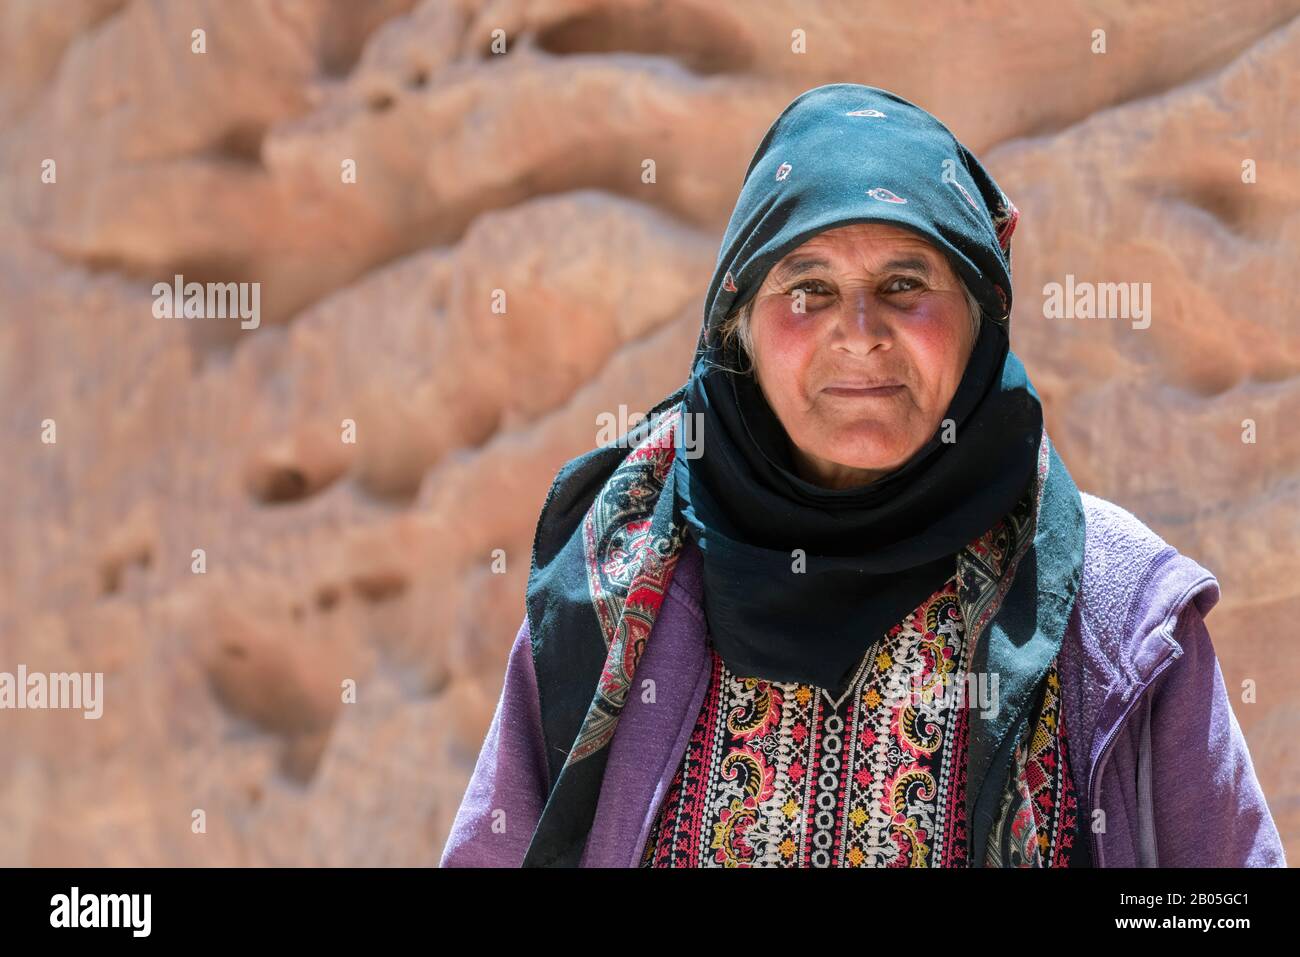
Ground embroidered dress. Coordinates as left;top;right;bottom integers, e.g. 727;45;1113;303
986;656;1080;867
640;519;1084;868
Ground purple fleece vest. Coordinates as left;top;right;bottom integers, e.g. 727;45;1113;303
440;493;1286;868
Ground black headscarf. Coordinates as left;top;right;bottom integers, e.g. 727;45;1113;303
681;319;1037;694
521;84;1086;867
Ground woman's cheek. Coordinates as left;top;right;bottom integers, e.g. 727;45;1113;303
897;302;961;359
756;307;819;400
894;301;970;409
758;300;821;355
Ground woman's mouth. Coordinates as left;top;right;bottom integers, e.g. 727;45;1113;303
821;383;905;398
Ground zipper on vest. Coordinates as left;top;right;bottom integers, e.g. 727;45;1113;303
1086;639;1182;867
1086;568;1215;867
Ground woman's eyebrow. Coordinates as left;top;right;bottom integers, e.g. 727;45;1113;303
880;257;933;277
772;255;933;283
771;257;831;282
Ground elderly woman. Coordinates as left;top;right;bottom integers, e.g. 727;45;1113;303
440;84;1285;868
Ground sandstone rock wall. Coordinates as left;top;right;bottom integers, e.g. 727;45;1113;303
0;0;1295;865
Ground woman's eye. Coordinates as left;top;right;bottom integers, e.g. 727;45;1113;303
885;276;923;294
789;280;831;296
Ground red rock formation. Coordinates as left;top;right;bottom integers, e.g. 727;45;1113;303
0;0;1295;866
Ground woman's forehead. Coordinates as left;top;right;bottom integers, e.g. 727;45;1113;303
792;221;938;254
768;223;950;277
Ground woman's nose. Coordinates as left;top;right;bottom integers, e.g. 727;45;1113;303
832;289;891;354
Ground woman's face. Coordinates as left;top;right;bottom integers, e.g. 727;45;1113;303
748;222;977;489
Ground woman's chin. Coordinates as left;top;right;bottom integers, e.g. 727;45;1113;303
799;440;918;481
798;425;922;472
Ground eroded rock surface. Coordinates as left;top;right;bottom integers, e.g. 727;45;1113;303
1;0;1295;865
